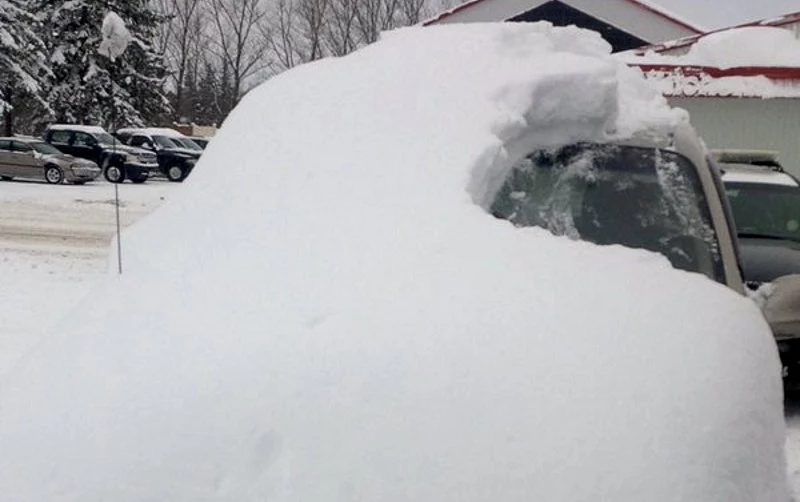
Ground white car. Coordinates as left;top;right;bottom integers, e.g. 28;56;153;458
718;149;800;377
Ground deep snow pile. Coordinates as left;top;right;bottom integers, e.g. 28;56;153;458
0;23;787;501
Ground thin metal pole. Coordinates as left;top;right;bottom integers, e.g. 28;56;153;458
111;60;122;274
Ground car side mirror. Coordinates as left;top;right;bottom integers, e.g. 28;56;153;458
762;274;800;339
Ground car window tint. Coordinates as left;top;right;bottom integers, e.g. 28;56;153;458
725;182;800;241
73;133;96;147
12;141;32;152
0;140;10;151
491;143;725;284
130;136;149;147
49;131;71;145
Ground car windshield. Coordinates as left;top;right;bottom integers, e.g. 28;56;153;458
173;137;202;151
153;135;180;148
95;132;117;145
725;181;800;242
491;143;725;283
30;142;63;155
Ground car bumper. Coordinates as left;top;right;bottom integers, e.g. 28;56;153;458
125;162;158;178
65;165;101;182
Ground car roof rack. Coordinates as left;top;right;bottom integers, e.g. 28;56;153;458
710;149;784;172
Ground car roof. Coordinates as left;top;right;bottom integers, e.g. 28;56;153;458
720;163;799;187
116;127;187;138
711;149;781;166
47;124;108;134
0;137;44;143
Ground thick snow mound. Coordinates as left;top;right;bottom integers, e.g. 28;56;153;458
0;23;787;502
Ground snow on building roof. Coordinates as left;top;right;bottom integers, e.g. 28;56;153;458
423;0;702;46
632;11;800;56
621;24;800;98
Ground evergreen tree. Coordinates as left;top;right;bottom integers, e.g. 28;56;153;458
35;0;171;129
0;0;51;135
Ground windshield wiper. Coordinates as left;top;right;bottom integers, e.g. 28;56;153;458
738;232;800;244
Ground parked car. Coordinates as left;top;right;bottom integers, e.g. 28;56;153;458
493;134;800;379
0;136;100;184
188;136;209;149
44;125;159;183
715;149;800;376
115;128;201;182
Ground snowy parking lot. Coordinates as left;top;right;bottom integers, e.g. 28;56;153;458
2;176;800;497
0;179;174;378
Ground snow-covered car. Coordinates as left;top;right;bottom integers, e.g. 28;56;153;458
0;136;100;184
44;124;159;183
115;127;202;182
717;149;800;376
0;23;790;501
188;136;209;149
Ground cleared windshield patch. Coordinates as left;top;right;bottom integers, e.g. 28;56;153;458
491;143;724;283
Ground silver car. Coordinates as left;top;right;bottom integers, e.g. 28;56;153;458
0;137;101;185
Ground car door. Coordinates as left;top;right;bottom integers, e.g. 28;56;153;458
48;130;74;155
71;132;100;163
11;141;41;180
0;139;14;177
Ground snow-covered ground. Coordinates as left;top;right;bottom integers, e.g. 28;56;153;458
0;179;174;379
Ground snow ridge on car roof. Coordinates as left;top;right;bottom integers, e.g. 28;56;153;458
47;124;108;134
116;127;187;137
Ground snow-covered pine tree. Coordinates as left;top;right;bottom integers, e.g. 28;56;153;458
35;0;170;129
0;0;51;135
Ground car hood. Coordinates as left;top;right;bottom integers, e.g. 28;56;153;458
99;143;150;155
159;147;200;158
739;236;800;283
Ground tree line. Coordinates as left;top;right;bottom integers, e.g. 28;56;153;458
0;0;441;136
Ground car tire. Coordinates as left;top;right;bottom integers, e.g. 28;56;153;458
130;174;148;184
73;180;87;185
0;176;12;181
166;164;184;182
104;163;126;183
45;165;64;184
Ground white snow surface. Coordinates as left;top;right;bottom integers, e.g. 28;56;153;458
116;127;188;137
47;123;108;133
623;27;800;69
98;11;132;61
0;23;788;501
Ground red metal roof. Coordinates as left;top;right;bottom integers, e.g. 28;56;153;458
422;0;703;32
635;11;800;54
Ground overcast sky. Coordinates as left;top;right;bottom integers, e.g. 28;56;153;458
656;0;799;30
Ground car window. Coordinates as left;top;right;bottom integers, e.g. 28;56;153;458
73;132;97;147
153;136;180;148
491;143;725;283
49;130;71;145
130;135;150;147
31;142;64;155
0;140;10;151
11;141;32;153
725;182;800;242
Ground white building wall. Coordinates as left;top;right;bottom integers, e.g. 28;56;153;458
670;97;800;176
432;0;697;43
